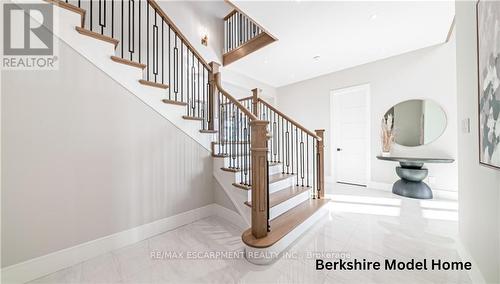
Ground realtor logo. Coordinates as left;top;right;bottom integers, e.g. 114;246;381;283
4;4;53;55
2;3;57;70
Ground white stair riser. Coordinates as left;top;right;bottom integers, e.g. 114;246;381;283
233;164;282;181
269;190;310;220
247;176;294;201
214;145;250;155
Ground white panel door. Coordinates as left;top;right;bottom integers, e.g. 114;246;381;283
331;85;369;186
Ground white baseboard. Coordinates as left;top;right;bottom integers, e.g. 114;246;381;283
1;203;243;284
456;240;486;284
367;181;458;200
211;204;247;229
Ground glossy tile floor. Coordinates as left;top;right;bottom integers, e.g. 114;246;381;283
30;183;471;283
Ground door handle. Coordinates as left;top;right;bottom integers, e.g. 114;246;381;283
337;148;342;151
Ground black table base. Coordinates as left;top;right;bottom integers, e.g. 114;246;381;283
376;156;454;200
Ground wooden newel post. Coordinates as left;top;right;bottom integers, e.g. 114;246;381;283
251;120;269;238
208;62;220;131
315;129;325;199
251;88;261;117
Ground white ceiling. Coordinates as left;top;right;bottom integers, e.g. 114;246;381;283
224;1;455;87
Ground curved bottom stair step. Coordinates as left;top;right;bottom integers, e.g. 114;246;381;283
242;198;329;249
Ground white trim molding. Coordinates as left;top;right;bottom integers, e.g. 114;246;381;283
1;204;244;284
456;241;487;284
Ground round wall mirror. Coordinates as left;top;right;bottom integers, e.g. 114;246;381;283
383;100;447;147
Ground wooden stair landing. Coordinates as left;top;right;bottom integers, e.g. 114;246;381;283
242;199;329;248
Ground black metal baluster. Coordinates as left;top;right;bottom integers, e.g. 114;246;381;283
186;48;190;115
138;0;140;63
191;54;195;117
98;0;106;35
313;139;317;199
290;124;294;175
202;67;206;129
121;0;123;57
146;1;149;80
90;0;93;31
300;131;304;187
317;146;321;198
225;97;228;156
197;59;200;118
168;25;171;99
153;14;158;82
111;0;114;37
173;35;178;97
244;116;248;185
307;135;310;187
161;19;164;84
129;0;135;61
218;92;223;155
285;121;289;174
180;42;183;101
295;128;299;184
231;107;236;169
239;13;242;44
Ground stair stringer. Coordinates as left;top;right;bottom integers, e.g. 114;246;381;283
37;1;214;151
213;158;251;226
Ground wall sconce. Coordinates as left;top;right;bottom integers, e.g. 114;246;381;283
199;26;208;46
201;35;208;46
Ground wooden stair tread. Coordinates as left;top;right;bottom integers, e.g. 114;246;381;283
199;129;217;134
75;27;119;47
110;56;146;69
162;99;187;106
45;0;86;27
269;172;295;183
242;199;329;248
182;115;203;121
139;79;168;89
220;162;280;173
232;183;251;190
244;185;310;208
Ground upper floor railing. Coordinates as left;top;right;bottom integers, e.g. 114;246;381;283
223;9;263;54
222;5;277;66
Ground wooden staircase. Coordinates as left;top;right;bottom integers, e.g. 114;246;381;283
45;0;328;265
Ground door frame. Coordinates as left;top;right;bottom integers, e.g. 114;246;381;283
330;84;371;186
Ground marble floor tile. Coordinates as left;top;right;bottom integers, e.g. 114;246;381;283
28;183;470;284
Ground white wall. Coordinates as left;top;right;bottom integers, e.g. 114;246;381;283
455;2;500;283
1;39;215;267
276;37;458;191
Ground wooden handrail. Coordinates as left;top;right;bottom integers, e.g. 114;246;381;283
214;73;258;120
223;9;238;21
147;0;212;71
239;96;253;102
258;98;321;141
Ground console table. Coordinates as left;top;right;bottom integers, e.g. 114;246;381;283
376;156;454;199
